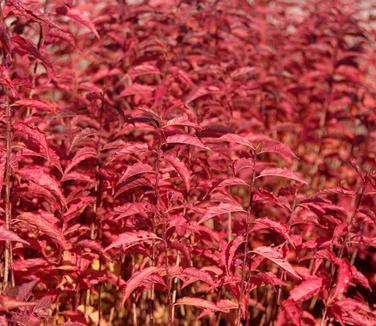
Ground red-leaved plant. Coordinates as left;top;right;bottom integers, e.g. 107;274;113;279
0;0;375;325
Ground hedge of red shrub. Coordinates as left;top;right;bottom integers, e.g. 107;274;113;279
0;0;375;325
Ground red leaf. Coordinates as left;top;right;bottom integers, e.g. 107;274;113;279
165;115;198;129
0;226;29;245
165;134;209;150
12;35;51;69
105;230;161;251
128;63;161;79
257;168;307;185
120;84;155;97
331;259;352;302
175;297;225;312
252;217;294;245
257;141;298;163
17;212;67;249
14;122;49;159
211;178;249;192
282;299;302;326
0;295;36;311
112;203;148;221
249;272;287;288
12;258;49;271
216;299;239;311
11;99;57;112
224;236;244;275
164;155;191;191
64;147;97;174
185;87;213;104
115;177;152;198
331;297;376;326
66;8;100;38
18;167;66;208
122;267;163;305
219;134;255;149
118;163;154;184
182;267;217;288
289;277;323;302
252;246;301;279
199;202;247;224
350;265;371;291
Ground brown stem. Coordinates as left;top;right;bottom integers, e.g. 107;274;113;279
228;212;232;241
148;137;162;325
171;254;180;322
96;95;105;326
162;214;173;326
86;95;105;323
3;95;12;290
321;306;328;326
238;150;256;325
154;140;173;325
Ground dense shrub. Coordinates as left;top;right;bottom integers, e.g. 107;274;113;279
0;0;375;325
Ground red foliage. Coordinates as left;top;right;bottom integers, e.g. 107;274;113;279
0;0;375;325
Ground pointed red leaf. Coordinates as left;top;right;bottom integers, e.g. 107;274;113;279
182;267;217;288
128;63;161;79
282;299;302;326
165;115;198;129
0;295;36;312
258;141;298;162
219;134;255;149
118;163;154;184
175;297;224;312
11;99;57;112
225;236;244;275
212;178;249;192
165;134;209;150
120;84;154;97
66;8;99;38
18;167;66;208
252;217;294;245
257;168;307;185
105;230;161;251
290;277;323;302
17;212;67;249
0;226;29;245
122;267;163;305
252;246;301;279
199;202;247;224
164;155;191;191
331;259;352;301
64;147;97;174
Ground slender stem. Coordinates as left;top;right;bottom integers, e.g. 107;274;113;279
321;306;328;326
0;0;13;292
3;94;12;290
238;151;256;325
162;213;173;326
148;136;162;325
154;138;173;325
228;212;232;241
86;95;104;323
132;255;138;326
171;254;180;322
96;96;104;326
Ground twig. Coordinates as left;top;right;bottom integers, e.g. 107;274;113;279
3;94;12;290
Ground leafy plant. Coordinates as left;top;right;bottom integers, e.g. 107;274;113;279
0;0;375;325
